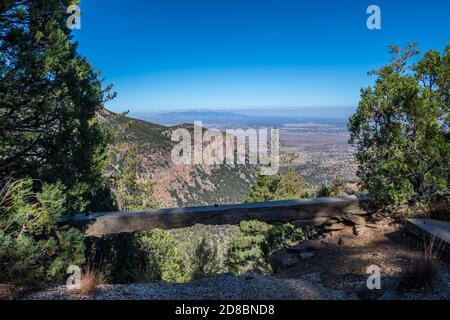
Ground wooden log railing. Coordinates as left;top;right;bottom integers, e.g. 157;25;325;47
58;196;373;237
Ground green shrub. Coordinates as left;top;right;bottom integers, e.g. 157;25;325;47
86;233;140;284
317;179;348;197
171;224;237;276
226;220;271;274
190;238;221;281
0;227;85;285
123;225;232;284
47;229;86;279
0;179;86;285
109;143;159;211
226;220;317;275
136;229;188;283
245;169;314;203
262;224;309;259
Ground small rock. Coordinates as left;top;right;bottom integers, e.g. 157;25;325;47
287;239;323;253
303;239;324;250
366;223;379;229
326;217;342;225
343;215;365;226
292;217;329;227
269;250;298;273
244;269;263;280
346;209;368;216
353;225;365;236
298;252;314;259
287;245;304;253
325;223;345;231
338;236;344;246
122;289;137;296
395;223;404;230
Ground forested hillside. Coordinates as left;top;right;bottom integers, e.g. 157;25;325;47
98;109;255;207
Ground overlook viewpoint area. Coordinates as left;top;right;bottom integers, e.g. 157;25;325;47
1;0;449;305
19;196;449;300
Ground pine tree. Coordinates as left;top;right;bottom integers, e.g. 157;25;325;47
245;168;313;202
0;0;113;212
348;44;450;205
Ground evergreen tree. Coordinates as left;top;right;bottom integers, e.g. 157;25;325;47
349;44;450;204
245;168;314;202
112;143;159;211
0;0;113;212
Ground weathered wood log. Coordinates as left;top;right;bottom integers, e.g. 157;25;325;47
59;196;373;237
405;219;450;244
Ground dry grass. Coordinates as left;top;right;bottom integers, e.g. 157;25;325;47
77;265;105;296
397;236;446;292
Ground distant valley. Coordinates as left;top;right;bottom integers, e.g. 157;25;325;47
103;108;357;207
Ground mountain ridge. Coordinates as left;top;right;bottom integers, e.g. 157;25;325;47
99;109;255;207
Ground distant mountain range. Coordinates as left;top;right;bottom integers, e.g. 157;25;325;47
131;107;356;128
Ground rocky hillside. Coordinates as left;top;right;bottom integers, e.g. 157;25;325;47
99;109;255;208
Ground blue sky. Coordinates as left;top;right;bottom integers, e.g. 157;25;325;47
73;0;450;113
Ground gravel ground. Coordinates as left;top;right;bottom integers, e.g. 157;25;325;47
399;268;450;300
22;219;450;301
25;273;350;300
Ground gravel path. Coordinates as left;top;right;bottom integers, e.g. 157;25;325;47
25;273;350;300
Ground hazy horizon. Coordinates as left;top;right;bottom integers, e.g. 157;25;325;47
129;106;356;127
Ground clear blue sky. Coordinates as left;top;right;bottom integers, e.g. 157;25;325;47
73;0;450;113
